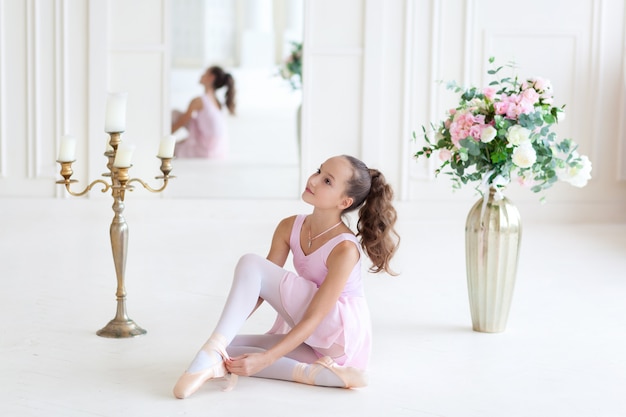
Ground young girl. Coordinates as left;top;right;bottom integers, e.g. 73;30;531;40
171;65;236;159
173;155;400;399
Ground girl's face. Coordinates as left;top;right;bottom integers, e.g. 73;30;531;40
200;70;215;88
302;156;354;210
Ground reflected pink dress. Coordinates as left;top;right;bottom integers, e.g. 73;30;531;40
175;94;228;159
267;214;372;369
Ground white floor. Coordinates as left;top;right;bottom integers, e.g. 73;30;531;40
1;197;625;417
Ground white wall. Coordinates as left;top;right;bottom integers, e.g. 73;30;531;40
1;0;625;221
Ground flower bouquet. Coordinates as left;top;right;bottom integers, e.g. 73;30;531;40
278;41;303;90
414;57;592;199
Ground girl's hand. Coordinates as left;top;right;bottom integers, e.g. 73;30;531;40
226;352;274;376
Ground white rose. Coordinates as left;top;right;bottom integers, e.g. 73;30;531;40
512;142;537;168
469;98;488;111
557;155;592;187
507;125;531;146
480;125;497;143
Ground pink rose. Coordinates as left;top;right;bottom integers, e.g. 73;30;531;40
483;87;496;100
449;110;475;146
469;124;482;139
521;88;540;105
494;101;509;115
506;104;522;119
438;148;452;161
517;100;534;115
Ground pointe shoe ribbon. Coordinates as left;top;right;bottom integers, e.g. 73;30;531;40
314;356;368;388
293;361;325;385
293;356;368;388
173;335;238;399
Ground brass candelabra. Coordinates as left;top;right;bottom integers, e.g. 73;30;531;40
56;130;174;338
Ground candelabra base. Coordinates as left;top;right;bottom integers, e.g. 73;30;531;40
96;318;147;338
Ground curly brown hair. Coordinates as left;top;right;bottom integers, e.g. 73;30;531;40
341;155;400;275
208;66;236;115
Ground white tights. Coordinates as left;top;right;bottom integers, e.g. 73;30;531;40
185;253;345;387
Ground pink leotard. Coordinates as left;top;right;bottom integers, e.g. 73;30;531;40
267;214;372;369
175;94;228;159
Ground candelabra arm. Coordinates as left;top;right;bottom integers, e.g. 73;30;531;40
62;179;111;197
56;160;111;196
127;177;169;193
125;156;174;193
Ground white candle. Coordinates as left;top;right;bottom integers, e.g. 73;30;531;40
113;143;136;167
104;92;128;133
157;135;176;158
58;135;77;162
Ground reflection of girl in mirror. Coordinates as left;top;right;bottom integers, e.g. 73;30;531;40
173;155;400;399
171;66;236;159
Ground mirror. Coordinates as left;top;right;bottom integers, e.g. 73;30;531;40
167;0;303;198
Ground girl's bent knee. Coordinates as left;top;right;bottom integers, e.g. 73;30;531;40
234;253;266;277
237;253;264;268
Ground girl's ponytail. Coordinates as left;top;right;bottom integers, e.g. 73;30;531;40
342;156;400;275
209;66;237;115
223;72;236;115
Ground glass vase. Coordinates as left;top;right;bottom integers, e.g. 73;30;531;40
465;187;522;333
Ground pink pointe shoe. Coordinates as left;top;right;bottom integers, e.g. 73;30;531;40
293;356;368;388
173;335;237;399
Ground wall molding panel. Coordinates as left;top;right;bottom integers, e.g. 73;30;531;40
0;0;6;177
361;0;385;167
403;0;438;193
26;0;35;179
615;0;626;181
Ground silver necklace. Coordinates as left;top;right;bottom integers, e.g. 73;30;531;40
308;220;342;248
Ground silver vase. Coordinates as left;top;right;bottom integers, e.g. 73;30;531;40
465;187;522;333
